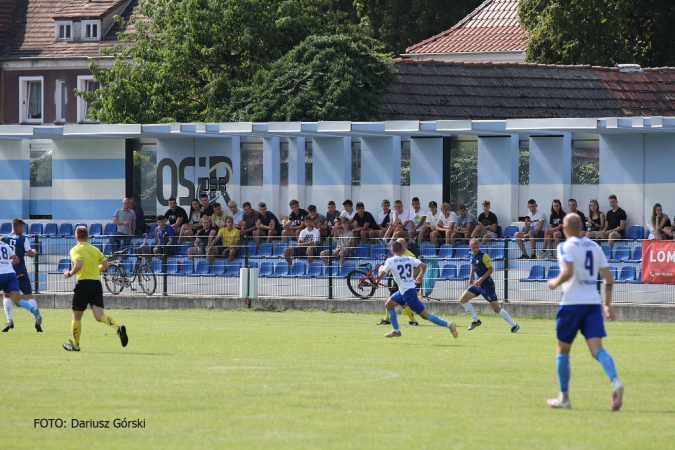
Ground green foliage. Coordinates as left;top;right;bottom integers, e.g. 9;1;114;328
231;35;395;122
519;150;530;185
29;152;52;187
450;146;477;212
80;0;360;123
571;160;600;185
133;151;156;209
519;0;675;66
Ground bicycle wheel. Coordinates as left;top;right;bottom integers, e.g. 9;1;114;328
346;269;377;299
104;264;125;295
137;264;157;296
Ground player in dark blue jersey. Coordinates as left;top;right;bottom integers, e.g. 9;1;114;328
2;219;42;332
459;238;519;333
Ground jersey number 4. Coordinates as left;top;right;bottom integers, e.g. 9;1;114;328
584;251;594;276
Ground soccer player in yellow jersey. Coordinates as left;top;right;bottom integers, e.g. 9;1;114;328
377;238;419;326
62;226;128;351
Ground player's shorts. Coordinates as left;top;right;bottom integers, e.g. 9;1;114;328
72;280;105;311
390;288;426;314
556;304;606;344
468;281;498;302
0;272;20;293
16;273;32;295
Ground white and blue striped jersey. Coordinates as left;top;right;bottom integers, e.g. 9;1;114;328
0;241;16;274
381;254;422;293
556;236;608;306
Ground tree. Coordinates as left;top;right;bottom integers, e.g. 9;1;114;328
80;0;359;123
231;35;395;122
519;0;675;66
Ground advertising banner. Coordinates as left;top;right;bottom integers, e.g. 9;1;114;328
641;240;675;283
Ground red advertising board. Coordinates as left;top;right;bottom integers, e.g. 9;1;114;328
641;240;675;283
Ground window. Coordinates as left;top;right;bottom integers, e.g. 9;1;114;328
82;20;101;41
19;77;43;124
519;139;529;185
55;80;67;123
133;139;157;216
351;141;360;186
572;139;600;185
77;75;100;123
449;138;478;212
240;142;263;186
55;21;72;40
401;141;410;186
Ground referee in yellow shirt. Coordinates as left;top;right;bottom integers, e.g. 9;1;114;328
62;226;128;351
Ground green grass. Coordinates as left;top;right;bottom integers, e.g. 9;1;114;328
3;309;674;449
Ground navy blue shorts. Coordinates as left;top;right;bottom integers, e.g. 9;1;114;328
390;288;426;314
556;304;606;344
0;272;20;293
468;283;498;302
16;273;32;295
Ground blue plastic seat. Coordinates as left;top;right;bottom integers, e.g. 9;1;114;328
188;259;213;277
223;260;242;277
450;245;471;261
354;243;370;258
253;242;272;259
179;242;192;256
487;245;504;261
420;242;437;257
103;223;116;235
272;242;288;258
165;258;182;275
629;269;642;284
271;261;289;277
609;266;619;281
146;223;158;236
0;223;11;234
318;262;339;279
28;223;43;235
173;259;194;275
601;245;612;260
520;265;545;282
338;261;356;278
370;243;386;258
627;225;644;241
438;244;454;260
457;264;471;280
545;265;560;280
44;223;58;236
609;245;630;263
89;223;103;236
496;226;503;238
616;266;636;283
239;241;256;259
439;263;457;280
49;258;72;274
258;261;274;277
627;245;642;262
503;225;518;239
150;259;164;274
58;223;73;236
304;261;324;278
122;257;136;273
283;261;307;278
210;259;227;276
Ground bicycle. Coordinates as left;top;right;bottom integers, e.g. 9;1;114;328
104;239;156;296
346;255;398;299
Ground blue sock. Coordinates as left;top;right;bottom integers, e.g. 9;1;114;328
387;309;399;331
426;314;449;328
17;300;33;313
557;354;570;392
594;349;618;381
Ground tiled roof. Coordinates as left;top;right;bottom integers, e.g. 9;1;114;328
594;67;675;117
0;0;20;53
379;60;648;120
406;0;526;55
1;0;137;59
54;0;123;19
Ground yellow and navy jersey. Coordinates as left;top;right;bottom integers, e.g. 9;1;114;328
471;251;493;285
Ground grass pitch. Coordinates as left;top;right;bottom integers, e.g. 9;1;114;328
2;308;674;449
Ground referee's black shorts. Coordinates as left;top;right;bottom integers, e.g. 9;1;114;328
72;280;104;311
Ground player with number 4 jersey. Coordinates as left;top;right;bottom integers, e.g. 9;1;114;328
546;214;624;411
378;240;458;338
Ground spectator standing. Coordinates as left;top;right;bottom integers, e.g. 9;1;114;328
164;197;188;235
652;203;674;240
602;195;627;248
110;198;136;252
471;200;499;245
542;199;566;259
450;204;475;245
515;199;548;259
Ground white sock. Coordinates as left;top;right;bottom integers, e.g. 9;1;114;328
3;298;12;321
28;299;38;318
463;302;479;322
498;308;517;327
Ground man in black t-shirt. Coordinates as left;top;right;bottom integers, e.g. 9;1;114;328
324;201;341;238
471;200;499;244
603;194;627;247
254;202;282;247
164;197;189;234
282;199;309;243
566;199;587;237
239;202;260;239
352;202;379;244
199;194;214;217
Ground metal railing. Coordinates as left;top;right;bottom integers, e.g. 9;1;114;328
23;233;671;304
